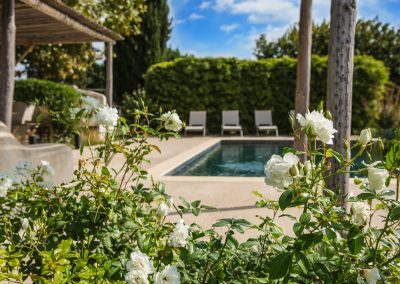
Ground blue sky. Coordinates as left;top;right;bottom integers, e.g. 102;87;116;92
168;0;400;58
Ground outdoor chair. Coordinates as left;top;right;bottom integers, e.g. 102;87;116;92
184;111;207;136
255;110;279;136
12;102;37;126
221;110;243;136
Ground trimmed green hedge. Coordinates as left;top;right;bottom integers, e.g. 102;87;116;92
14;78;82;140
144;56;389;134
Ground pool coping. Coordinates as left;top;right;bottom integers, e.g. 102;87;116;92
148;136;294;181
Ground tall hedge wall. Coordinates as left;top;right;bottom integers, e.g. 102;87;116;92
144;56;389;134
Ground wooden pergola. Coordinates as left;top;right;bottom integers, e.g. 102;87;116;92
0;0;123;128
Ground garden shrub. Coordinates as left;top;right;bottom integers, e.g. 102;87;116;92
1;106;400;283
14;78;82;142
145;56;389;134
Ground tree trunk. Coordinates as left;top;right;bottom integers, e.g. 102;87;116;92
326;0;357;206
106;42;113;107
0;0;16;129
294;0;313;160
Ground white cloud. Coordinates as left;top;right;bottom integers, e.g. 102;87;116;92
220;23;239;32
214;0;299;24
215;0;235;11
199;1;212;9
174;19;186;25
189;13;205;20
264;25;288;40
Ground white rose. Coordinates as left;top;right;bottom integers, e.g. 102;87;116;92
351;202;370;226
168;219;189;248
157;203;169;218
368;166;389;191
363;268;381;284
166;197;174;208
161;111;182;132
16;160;33;176
69;107;81;119
21;218;29;230
297;110;337;144
96;106;119;133
0;177;13;197
124;270;150;284
153;265;180;284
264;152;299;189
126;249;154;275
359;128;372;146
82;96;100;110
40;160;55;177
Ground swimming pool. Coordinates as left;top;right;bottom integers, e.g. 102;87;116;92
167;140;366;177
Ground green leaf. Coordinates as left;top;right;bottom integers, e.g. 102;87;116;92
357;192;375;200
213;219;231;227
179;197;191;209
191;200;201;208
389;205;400;220
226;233;239;248
386;142;400;170
279;190;294;210
293;223;304;237
296;251;311;274
326;148;344;163
192;207;200;216
317;101;324;112
325;228;337;241
348;236;364;254
269;252;293;279
299;213;311;225
298;234;315;250
101;166;110;176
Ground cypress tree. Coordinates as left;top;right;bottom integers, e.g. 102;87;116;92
114;0;172;104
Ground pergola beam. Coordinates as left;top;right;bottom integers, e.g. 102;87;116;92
0;0;16;129
19;0;115;43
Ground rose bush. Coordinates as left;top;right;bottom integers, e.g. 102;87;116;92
0;103;400;283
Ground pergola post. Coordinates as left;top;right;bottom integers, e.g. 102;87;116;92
0;0;16;129
326;0;357;206
294;0;313;160
105;42;113;106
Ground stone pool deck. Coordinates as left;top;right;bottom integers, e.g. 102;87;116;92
73;136;389;241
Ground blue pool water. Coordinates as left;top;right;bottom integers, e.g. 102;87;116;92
168;140;367;177
169;140;292;177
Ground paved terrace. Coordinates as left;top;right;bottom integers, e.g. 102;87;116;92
73;136;390;241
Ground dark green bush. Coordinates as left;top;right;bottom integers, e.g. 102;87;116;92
145;56;389;134
14;78;82;141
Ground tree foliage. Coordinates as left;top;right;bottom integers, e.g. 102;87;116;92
19;44;98;85
63;0;146;36
254;18;400;82
114;0;172;104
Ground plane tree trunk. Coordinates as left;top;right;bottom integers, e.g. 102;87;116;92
326;0;357;206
